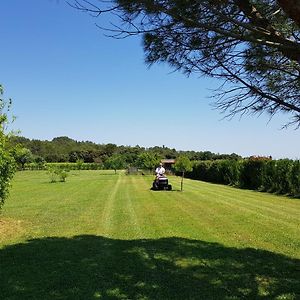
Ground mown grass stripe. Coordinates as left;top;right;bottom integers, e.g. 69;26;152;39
184;178;300;213
101;173;122;236
183;178;300;226
1;171;300;300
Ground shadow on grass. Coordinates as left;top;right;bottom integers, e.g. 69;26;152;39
0;236;299;300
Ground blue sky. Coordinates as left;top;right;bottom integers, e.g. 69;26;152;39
1;0;299;159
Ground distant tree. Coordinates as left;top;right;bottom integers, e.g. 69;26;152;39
72;0;300;127
228;153;242;160
52;136;76;144
80;150;97;163
45;153;62;163
12;146;33;170
137;152;161;173
0;85;16;208
30;139;43;155
69;151;80;163
105;154;126;174
103;143;118;156
200;151;214;161
9;136;30;147
34;156;46;169
119;145;144;164
174;156;193;191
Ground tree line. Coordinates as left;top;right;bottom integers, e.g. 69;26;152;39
9;135;241;169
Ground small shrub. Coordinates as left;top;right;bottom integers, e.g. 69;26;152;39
58;169;69;182
47;165;69;183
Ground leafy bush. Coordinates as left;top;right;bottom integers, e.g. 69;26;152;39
0;86;16;209
272;159;293;194
261;160;277;192
187;160;240;186
47;165;69;183
288;160;300;196
58;170;69;182
0;145;16;208
216;160;241;185
239;159;265;190
186;161;211;181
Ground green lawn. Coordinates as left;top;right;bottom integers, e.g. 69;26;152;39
1;171;299;299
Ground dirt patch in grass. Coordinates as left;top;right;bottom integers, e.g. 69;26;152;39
0;218;27;244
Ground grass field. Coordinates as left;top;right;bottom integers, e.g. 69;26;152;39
1;170;299;300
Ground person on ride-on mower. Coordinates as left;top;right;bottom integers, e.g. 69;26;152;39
152;162;172;191
155;162;165;179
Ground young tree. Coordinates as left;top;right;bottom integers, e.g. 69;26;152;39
72;0;300;127
0;85;16;209
105;154;126;174
174;156;193;191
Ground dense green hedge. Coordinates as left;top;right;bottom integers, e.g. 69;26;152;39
24;162;104;171
0;146;16;208
186;159;300;197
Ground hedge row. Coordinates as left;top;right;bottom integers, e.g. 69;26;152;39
185;159;300;197
24;162;104;171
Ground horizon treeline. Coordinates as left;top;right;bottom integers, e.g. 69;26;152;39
9;136;241;164
9;136;300;197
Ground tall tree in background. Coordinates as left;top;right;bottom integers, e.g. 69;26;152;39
12;146;33;170
137;152;161;173
0;85;16;209
71;0;300;127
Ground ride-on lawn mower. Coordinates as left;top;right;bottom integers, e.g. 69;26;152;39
151;176;172;191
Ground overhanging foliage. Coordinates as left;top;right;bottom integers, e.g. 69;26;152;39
71;0;300;127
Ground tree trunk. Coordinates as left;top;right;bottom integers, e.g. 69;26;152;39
181;171;185;191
